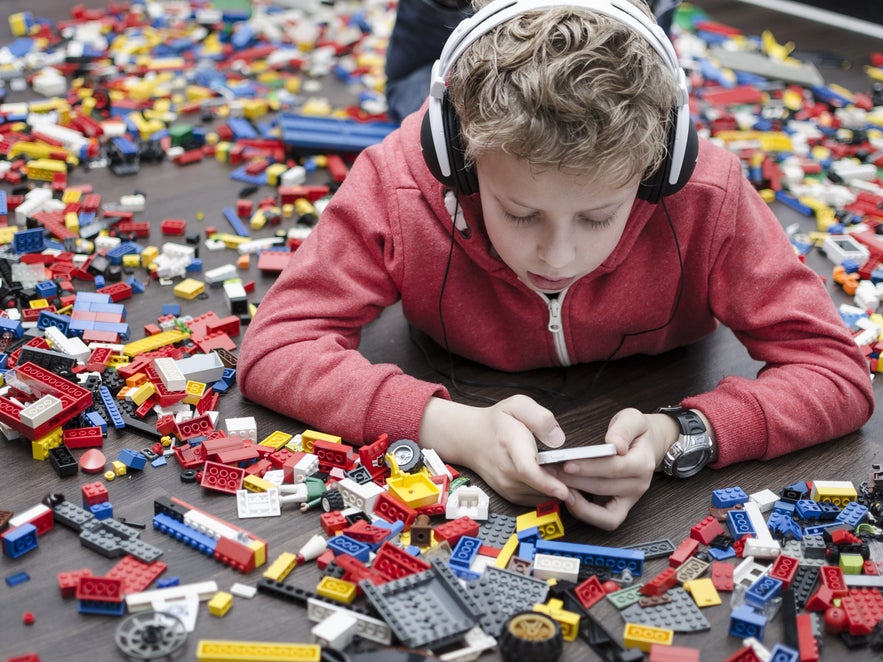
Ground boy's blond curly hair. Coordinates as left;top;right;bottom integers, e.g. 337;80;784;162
448;0;678;185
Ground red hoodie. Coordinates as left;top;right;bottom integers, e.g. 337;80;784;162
237;110;874;468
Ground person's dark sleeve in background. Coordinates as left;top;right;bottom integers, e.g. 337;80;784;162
384;0;682;124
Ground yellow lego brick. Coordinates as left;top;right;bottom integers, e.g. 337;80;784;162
683;577;721;607
208;591;234;617
249;538;267;569
129;382;156;406
29;298;50;310
259;430;293;450
196;640;321;662
316;576;357;605
173;278;205;300
122;254;142;269
300;429;341;453
112;460;127;476
623;622;674;652
123;329;189;357
249;210;267;231
840;552;864;575
61;189;82;204
106;354;131;368
215;142;231;162
183;381;208;406
243;99;269;120
9;13;30;37
140;246;159;268
514;511;564;540
263;552;298;582
65;211;80;233
494;533;519;569
243;474;276;493
209;232;250;248
25;158;68;182
533;599;580;641
810;480;857;505
0;226;15;246
31;427;63;460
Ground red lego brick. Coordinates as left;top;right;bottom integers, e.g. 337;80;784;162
200;461;245;494
648;644;700;662
669;537;700;567
640;567;678;596
342;519;389;547
796;613;820;662
97;281;133;302
371;540;431;582
722;647;763;662
319;511;348;537
82;481;109;507
373;491;417;529
85;347;113;372
313;439;355;472
819;566;849;597
213;535;255;574
358;433;390;480
175;413;215;441
173;442;207;469
160;218;187;235
432;516;479;546
58;568;92;599
710;561;734;592
768;554;799;590
689;516;725;545
574;575;605;609
76;576;124;603
334;553;385;586
63;426;103;449
106;556;167;594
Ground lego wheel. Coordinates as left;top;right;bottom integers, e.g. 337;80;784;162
115;610;187;660
387;438;422;473
498;611;563;662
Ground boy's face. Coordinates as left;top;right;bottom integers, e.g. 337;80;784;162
475;151;639;294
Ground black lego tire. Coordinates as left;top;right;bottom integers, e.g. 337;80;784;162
386;438;422;473
498;611;563;662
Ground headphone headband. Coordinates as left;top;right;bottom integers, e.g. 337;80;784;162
423;0;696;199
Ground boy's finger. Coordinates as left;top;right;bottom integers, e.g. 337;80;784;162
499;395;565;448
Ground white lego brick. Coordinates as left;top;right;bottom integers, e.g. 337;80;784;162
293;453;319;481
44;326;90;361
236;488;281;518
437;626;497;662
335;477;384;514
205;263;239;284
748;489;780;513
445;485;489;521
161;242;196;260
312;610;359;650
184;510;241;541
9;504;52;529
821;234;870;266
532;552;580;583
262;469;285;486
421;448;452;479
224;415;257;442
223;281;247;310
14;187;53;225
742;538;781;560
306;598;392;645
94;235;122;252
280;164;306;185
20;394;63;429
126;581;218;612
743;501;773;544
733;556;769;589
229;583;257;599
177;352;225;384
152;356;187;392
237;237;284;254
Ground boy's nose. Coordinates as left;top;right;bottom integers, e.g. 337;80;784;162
538;230;576;270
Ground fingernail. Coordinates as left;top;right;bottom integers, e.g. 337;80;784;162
549;426;565;446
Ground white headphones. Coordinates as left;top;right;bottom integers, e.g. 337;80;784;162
420;0;697;200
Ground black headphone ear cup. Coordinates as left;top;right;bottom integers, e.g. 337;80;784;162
420;92;479;195
638;106;698;203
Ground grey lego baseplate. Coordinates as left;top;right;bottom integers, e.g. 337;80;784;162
709;47;825;87
620;586;711;632
478;513;517;549
78;517;164;563
360;558;483;649
52;500;97;531
463;566;550;637
624;538;676;561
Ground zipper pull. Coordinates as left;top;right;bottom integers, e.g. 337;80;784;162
548;297;562;333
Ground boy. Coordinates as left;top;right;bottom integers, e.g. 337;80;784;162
238;0;873;530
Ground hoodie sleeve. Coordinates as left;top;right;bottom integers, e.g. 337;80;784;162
236;138;449;445
681;150;874;467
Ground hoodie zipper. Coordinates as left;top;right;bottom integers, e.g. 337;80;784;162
537;287;572;366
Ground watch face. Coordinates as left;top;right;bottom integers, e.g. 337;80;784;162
672;435;711;478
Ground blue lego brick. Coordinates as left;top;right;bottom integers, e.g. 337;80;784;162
795;499;822;520
34;280;57;298
112;135;139;157
448;565;482;581
8;37;34;58
94;275;105;289
2;523;38;559
707;546;736;561
774;191;814;217
835;501;868;527
85;411;108;433
0;316;24;338
449;536;481;570
729;604;767;639
371;518;405;540
92;321;131;340
517;541;535;561
5;571;30;587
278;113;398;152
185;258;203;273
79;211;97;226
229;164;267;186
153;512;217;556
711;487;748;509
12;228;46;254
98;385;126;430
745;576;783;609
162;303;181;316
226;117;258;140
772;500;795;516
151;456;167;468
771;516;803;540
0;190;6;215
768;644;800;662
727;509;755;538
89;502;114;520
222;206;250;237
803;522;840;537
211;379;231;394
818;502;841;521
105;241;142;265
74;292;113;305
535;539;644;576
327;534;372;562
516;526;540;545
156;576;180;588
119;448;147;470
78;598;126;616
127;276;146;294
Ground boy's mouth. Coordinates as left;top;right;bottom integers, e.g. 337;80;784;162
528;272;575;292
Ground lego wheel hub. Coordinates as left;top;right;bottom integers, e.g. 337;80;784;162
115;610;188;660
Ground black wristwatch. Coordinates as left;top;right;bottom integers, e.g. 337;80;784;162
655;406;713;478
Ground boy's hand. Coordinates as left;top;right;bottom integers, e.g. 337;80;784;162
549;408;678;530
420;395;571;505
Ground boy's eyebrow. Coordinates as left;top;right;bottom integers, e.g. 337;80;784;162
504;196;618;214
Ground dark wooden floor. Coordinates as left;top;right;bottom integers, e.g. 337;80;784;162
0;2;881;662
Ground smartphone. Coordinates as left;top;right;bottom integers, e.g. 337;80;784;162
537;443;617;465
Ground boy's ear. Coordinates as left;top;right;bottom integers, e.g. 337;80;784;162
420;93;480;196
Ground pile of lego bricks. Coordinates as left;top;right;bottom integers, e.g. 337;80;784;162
0;2;881;662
